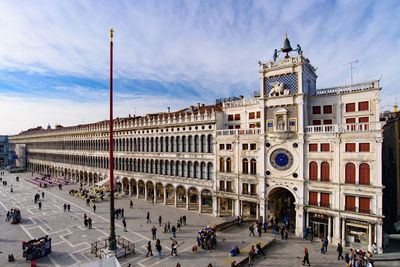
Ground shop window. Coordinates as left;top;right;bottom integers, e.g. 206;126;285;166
226;181;232;192
235;114;241;121
320;162;330;182
309;191;318;206
345;196;356;211
320;143;330;152
250;144;256;150
358;101;369;111
359;197;370;213
320;193;330;208
312;120;321;125
309;161;318;180
226;158;232;173
323;105;332;114
235;125;241;129
359;163;370;185
242;183;249;194
249;112;255;119
219;144;225;150
250;184;257;195
242;144;248;150
312;106;321;114
226;144;232;150
323;119;332;125
359;143;370;152
242;158;249;174
256;111;261;118
228;114;233;121
249;124;255;128
346;103;355;112
345;163;356;184
345;143;356;152
309;144;318;152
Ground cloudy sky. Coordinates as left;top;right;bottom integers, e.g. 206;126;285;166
0;0;399;135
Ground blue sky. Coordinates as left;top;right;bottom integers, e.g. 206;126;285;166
0;0;399;134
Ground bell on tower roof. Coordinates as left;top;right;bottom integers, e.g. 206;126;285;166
282;33;293;58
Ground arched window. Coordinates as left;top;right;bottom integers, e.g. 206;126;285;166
160;160;164;175
194;162;200;178
141;138;145;152
345;163;356;184
201;162;206;179
195;135;200;152
137;159;141;172
155;160;159;174
207;135;213;153
171;161;175;176
176;161;181;176
309;161;318;180
182;136;186;152
321;162;330;181
166;160;170;175
160;137;164;152
182;162;187;177
250;159;257;175
170;137;175;152
226;158;232;173
165;137;169;152
155;137;159;152
188;136;193;152
201;135;206;153
146;159;150;173
359;163;370;185
151;160;155;173
176;136;180;152
220;158;225;172
150;137;154;152
242;158;249;174
188;162;193;177
207;163;214;180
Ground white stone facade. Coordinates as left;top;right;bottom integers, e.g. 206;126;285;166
9;54;384;253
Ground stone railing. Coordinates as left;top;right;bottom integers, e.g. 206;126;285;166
316;80;379;96
216;128;261;136
223;98;260;108
305;122;382;133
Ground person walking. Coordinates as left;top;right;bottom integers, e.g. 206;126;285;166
171;225;176;238
170;238;179;256
146;241;153;257
151;226;157;240
38;201;42;210
284;229;288;241
167;221;171;233
177;220;181;231
263;220;268;233
88;217;92;229
121;208;124;218
248;245;256;266
122;218;127;232
63;203;67;212
249;224;255;237
130;200;133;208
336;243;344;260
320;239;325;254
42;191;45;198
158;215;162;226
163;223;168;233
323;237;328;252
183;215;186;225
302;248;310;266
86;198;90;207
93;204;96;213
146;212;151;223
257;223;262;237
280;226;285;240
6;211;10;222
155;239;162;259
67;204;71;212
256;243;266;256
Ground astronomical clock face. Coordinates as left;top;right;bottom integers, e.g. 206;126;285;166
270;148;294;171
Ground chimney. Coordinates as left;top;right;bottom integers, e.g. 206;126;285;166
167;107;170;113
189;106;194;113
201;103;205;107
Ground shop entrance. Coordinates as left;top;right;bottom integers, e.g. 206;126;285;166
309;213;329;239
267;187;296;225
219;198;233;216
242;201;257;219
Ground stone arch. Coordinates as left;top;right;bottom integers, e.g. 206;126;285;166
122;177;129;195
267;186;297;224
146;181;154;201
188;187;199;210
200;189;213;213
165;184;175;205
176;185;186;208
155;183;164;203
138;180;145;198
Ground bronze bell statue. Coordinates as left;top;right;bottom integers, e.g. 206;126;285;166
282;34;293;58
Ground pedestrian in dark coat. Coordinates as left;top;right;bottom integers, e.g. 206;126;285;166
182;215;186;225
38;201;42;210
249;224;255;237
158;215;162;226
302;248;310;266
280;226;285;239
323;237;328;252
146;212;151;223
67;204;71;212
146;241;153;257
123;218;127;232
130;200;133;208
93;204;96;213
151;226;157;240
337;243;344;260
121;208;124;218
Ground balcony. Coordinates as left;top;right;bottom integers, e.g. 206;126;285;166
315;80;379;96
345;206;371;214
305;122;382;134
345;206;356;212
218;187;234;193
242;191;258;196
216;129;261;136
308;202;330;208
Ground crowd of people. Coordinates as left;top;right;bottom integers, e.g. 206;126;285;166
22;235;52;261
196;225;217;251
6;208;22;224
69;186;114;202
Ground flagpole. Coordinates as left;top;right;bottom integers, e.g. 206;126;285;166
108;28;117;251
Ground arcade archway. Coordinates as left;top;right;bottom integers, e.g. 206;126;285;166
267;187;296;225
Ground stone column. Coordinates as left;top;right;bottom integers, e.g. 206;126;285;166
213;196;218;216
295;204;304;238
174;190;178;207
164;189;167;205
341;219;346;246
368;224;373;251
135;184;138;198
186;191;189;210
333;216;341;245
144;184;148;201
328;217;332;243
305;211;309;228
153;186;156;204
235;199;240;217
256;203;260;220
377;222;383;253
199;196;202;213
129;181;132;197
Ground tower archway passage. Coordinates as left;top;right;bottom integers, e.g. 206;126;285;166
267;187;296;227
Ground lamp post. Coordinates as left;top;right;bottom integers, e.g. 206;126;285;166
108;28;117;251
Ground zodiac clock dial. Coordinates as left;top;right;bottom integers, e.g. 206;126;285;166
270;148;294;171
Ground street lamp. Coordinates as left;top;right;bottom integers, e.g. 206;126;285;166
108;28;117;251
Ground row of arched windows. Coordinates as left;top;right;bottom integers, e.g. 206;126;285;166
309;161;370;184
26;134;213;154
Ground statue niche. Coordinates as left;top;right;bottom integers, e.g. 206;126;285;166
268;82;290;97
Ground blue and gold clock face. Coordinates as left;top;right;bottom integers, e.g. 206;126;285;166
270;148;293;171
